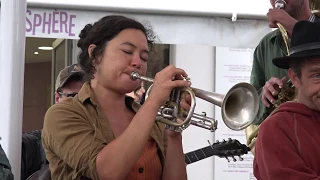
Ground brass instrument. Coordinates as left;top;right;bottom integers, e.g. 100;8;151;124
130;71;260;133
246;0;320;155
275;0;290;55
245;79;296;153
245;0;293;154
310;0;320;16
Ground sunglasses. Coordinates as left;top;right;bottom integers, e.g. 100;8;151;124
58;92;78;97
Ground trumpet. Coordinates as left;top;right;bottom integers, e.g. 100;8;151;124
130;71;260;132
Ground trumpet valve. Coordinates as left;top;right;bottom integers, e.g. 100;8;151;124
190;112;218;132
164;124;183;132
160;107;175;120
184;76;191;81
201;112;207;119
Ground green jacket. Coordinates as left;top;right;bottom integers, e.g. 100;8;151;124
250;29;288;125
250;15;320;125
0;144;13;180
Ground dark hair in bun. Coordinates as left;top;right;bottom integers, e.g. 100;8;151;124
77;15;156;80
78;24;93;40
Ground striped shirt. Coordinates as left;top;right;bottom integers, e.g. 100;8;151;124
309;14;316;22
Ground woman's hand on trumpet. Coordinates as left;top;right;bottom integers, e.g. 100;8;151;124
167;94;192;138
146;65;192;107
145;64;192;137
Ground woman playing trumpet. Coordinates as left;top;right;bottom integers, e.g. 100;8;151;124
41;15;190;180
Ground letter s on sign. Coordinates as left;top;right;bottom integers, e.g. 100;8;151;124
26;9;32;32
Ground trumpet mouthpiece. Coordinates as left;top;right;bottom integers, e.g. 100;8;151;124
130;71;140;81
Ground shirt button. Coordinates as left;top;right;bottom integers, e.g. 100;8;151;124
138;167;144;173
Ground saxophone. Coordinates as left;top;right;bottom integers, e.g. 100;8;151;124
310;0;320;16
245;0;295;155
245;80;296;154
246;0;320;155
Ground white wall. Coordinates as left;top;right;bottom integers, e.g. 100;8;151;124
27;0;272;19
170;44;216;180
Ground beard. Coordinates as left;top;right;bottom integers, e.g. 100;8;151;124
287;0;305;19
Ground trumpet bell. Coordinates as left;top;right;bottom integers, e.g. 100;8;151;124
130;71;259;132
221;83;259;131
193;82;259;131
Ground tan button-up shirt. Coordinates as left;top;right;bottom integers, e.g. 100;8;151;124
42;82;168;180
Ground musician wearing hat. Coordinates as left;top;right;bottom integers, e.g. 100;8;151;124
20;64;86;180
54;63;85;103
246;0;320;154
253;21;320;180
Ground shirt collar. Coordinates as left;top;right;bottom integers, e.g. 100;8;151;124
270;14;317;42
309;14;316;22
77;81;140;112
77;82;96;105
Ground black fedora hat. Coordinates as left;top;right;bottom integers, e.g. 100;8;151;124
272;21;320;69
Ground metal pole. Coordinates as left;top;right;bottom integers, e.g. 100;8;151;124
0;0;27;179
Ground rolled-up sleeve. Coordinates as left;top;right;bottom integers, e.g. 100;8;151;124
42;102;107;179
